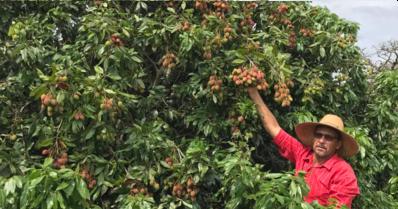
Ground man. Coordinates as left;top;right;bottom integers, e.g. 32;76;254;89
247;87;360;208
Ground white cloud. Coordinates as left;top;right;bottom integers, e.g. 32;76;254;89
311;0;398;60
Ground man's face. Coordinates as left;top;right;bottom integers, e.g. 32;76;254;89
312;126;342;161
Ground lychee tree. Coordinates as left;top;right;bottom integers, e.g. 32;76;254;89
0;1;397;209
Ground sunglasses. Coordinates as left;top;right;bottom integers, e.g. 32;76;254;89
314;132;339;141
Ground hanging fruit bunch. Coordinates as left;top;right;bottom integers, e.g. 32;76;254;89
268;3;289;23
165;156;174;167
223;23;233;41
195;0;208;12
274;80;294;107
172;177;199;201
185;177;199;201
110;34;123;47
73;111;85;121
101;98;113;111
288;32;297;48
207;75;223;94
129;181;150;197
228;113;246;137
181;20;191;31
300;28;314;37
159;52;177;76
230;65;269;91
80;167;97;189
52;152;68;169
203;47;212;60
212;0;229;19
55;75;69;90
40;93;62;116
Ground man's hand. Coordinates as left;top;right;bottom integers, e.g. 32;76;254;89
247;86;260;100
247;87;281;138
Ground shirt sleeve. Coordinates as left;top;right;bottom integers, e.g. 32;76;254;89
328;166;360;208
272;129;307;163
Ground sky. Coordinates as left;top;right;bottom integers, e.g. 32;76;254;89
311;0;398;61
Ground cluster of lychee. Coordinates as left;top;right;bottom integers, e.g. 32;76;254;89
55;75;69;90
129;181;150;196
111;34;124;46
53;152;68;169
246;41;261;51
181;21;191;31
300;28;314;37
213;0;229;19
229;114;246;136
41;93;62;116
240;2;256;32
74;111;85;121
165;157;173;167
240;16;256;30
281;18;293;29
203;48;212;60
269;3;289;22
277;3;289;14
80;167;97;189
274;81;294;107
245;2;258;10
110;34;123;47
212;34;224;48
230;65;269;91
195;0;208;12
207;75;223;93
165;0;175;8
160;52;177;69
172;177;199;201
101;98;113;111
288;32;297;48
223;24;233;41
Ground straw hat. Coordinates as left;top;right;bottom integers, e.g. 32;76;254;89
294;114;359;158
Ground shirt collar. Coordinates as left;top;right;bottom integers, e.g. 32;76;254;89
305;153;341;170
318;154;341;170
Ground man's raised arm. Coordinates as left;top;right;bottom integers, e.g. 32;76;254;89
247;87;281;138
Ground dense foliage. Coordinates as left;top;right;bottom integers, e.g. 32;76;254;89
0;1;397;209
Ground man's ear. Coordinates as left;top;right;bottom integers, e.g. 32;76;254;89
336;140;342;150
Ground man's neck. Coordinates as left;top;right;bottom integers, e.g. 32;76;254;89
313;154;333;165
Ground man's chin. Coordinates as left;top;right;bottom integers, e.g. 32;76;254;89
315;147;327;154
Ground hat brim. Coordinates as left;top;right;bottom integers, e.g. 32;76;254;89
294;122;359;158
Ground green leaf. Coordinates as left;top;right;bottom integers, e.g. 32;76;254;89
56;182;69;191
36;69;50;81
35;138;54;149
30;176;45;188
4;178;16;195
131;56;142;63
167;7;176;14
104;88;116;94
85;128;96;140
30;84;47;98
232;59;246;64
46;193;56;209
43;158;54;167
108;71;122;80
98;45;105;56
77;178;90;199
122;28;130;38
56;192;66;209
320;47;325;58
64;180;75;197
94;66;104;75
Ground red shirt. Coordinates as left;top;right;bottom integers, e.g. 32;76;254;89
273;129;360;208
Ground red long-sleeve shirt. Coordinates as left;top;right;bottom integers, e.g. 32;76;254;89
273;129;360;208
